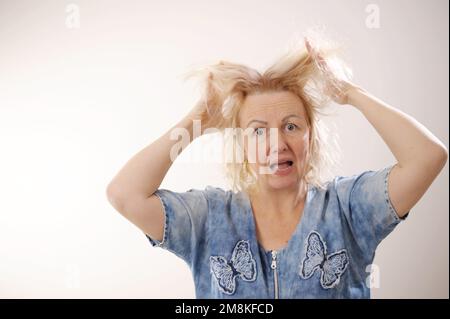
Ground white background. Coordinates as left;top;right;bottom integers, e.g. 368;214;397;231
0;0;448;298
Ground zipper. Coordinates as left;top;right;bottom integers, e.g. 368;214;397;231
270;250;279;299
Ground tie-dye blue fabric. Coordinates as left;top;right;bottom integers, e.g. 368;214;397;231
145;164;408;298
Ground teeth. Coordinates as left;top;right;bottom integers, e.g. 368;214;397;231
269;161;293;170
271;161;292;165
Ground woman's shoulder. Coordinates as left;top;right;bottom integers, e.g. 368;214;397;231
158;185;246;207
201;185;250;213
327;165;395;193
202;185;247;201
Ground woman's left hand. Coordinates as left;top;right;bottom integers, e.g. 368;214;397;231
304;38;359;105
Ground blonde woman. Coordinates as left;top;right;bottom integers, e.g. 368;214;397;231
106;38;448;298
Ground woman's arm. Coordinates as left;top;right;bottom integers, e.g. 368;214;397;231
106;114;197;241
106;71;218;241
346;87;448;218
305;38;448;218
107;116;194;201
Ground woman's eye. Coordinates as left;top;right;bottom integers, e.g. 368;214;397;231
254;127;265;136
285;123;297;131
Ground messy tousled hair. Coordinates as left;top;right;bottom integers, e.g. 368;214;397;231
182;35;351;193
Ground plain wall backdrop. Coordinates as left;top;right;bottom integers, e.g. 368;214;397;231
0;0;448;298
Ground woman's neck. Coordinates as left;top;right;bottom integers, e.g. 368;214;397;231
249;180;308;220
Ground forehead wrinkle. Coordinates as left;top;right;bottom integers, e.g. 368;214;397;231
244;90;302;105
242;103;305;124
239;91;306;127
244;97;302;109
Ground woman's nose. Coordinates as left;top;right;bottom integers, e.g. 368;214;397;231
267;129;288;156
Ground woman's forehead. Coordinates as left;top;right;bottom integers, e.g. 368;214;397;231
240;91;306;122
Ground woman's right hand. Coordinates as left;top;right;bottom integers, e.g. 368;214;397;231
185;73;223;135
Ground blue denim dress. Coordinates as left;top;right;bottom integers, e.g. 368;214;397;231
145;164;409;299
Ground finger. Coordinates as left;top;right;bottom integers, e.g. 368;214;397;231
305;38;319;58
314;51;332;72
304;38;312;53
317;55;329;70
304;38;333;74
305;38;325;63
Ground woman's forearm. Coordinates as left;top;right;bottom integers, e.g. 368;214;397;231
107;116;195;203
347;87;448;168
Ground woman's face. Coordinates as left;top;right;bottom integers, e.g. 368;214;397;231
239;90;310;191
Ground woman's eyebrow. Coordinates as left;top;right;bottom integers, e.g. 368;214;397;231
246;119;268;127
282;114;302;122
246;114;302;127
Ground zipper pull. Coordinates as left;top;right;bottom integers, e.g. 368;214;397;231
271;250;277;269
271;250;279;299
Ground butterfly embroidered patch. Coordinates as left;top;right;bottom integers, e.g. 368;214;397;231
209;240;257;295
299;231;349;289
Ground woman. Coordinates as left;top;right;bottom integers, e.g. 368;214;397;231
106;38;448;298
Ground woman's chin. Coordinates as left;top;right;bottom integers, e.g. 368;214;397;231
265;175;299;190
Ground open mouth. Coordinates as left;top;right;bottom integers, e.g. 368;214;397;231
269;160;294;171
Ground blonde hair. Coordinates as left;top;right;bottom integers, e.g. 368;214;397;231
182;37;350;193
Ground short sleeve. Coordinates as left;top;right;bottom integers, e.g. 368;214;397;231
336;164;409;255
145;188;209;265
